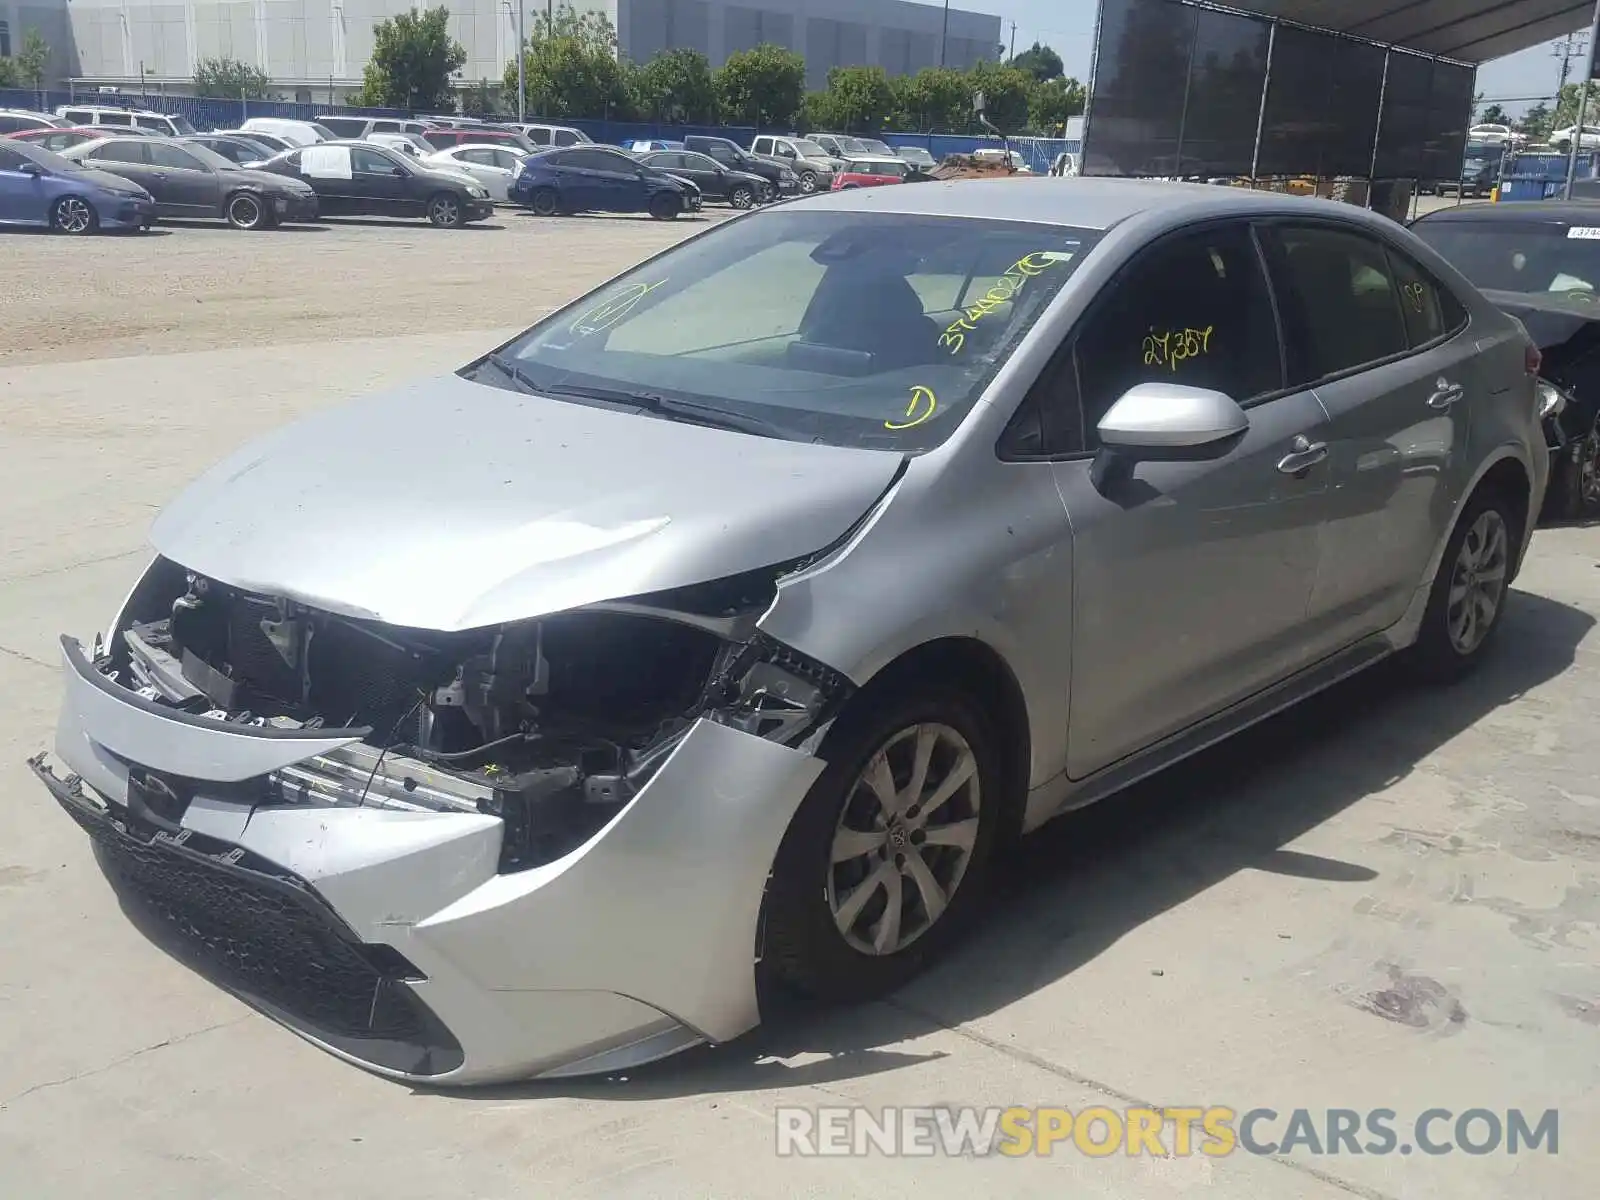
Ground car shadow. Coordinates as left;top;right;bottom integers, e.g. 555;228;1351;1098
1;225;172;237
316;217;505;231
152;219;331;233
512;211;712;223
425;587;1593;1101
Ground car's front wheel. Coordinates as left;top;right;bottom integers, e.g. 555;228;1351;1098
727;183;755;209
1557;407;1600;519
225;191;269;230
648;193;681;220
1407;484;1520;681
797;170;820;194
50;195;97;235
427;192;465;228
528;186;560;215
762;685;1003;1003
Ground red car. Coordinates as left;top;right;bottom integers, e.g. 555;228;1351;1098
830;159;908;189
9;126;154;152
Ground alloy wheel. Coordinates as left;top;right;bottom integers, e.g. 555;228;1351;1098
729;186;753;209
798;172;818;193
431;196;460;226
1579;420;1600;509
1446;509;1509;654
54;197;92;234
827;722;982;956
228;194;261;229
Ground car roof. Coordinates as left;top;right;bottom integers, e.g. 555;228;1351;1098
790;176;1380;230
1413;200;1600;224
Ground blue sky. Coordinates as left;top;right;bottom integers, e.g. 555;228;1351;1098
965;0;1588;117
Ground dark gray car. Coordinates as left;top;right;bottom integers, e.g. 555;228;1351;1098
61;136;319;228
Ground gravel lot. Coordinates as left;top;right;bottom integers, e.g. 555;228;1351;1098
1;203;1596;1200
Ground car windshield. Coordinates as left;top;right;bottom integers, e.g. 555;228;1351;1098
10;139;83;173
861;139;894;154
488;209;1098;450
835;136;869;153
1414;220;1600;295
311;123;338;141
169;114;197;134
793;139;829;158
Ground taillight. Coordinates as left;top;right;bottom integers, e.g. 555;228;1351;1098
1525;342;1543;375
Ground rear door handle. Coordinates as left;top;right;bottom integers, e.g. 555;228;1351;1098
1277;434;1328;476
1428;377;1465;408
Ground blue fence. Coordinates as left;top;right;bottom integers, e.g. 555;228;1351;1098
4;85;1075;170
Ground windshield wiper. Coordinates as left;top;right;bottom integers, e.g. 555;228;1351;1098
538;381;790;439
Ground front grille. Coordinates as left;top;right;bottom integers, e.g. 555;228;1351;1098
68;801;426;1041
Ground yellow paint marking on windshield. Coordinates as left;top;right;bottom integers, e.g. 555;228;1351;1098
886;385;938;430
1142;325;1213;372
939;251;1070;355
571;279;668;335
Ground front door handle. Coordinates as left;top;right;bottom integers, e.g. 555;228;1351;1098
1429;377;1465;408
1276;434;1328;476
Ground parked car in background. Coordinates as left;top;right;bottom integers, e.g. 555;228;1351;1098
512;123;591;147
628;139;684;153
972;147;1033;173
1441;140;1504;198
0;109;67;134
316;116;434;140
682;134;796;194
239;118;336;147
61;136;318;229
55;106;196;136
635;149;769;207
32;180;1549;1088
1469;123;1516;144
509;144;700;218
891;144;937;169
0;137;154;232
183;133;280;168
212;128;295;156
422;144;527;201
831;159;908;189
749;134;841;193
1411;200;1600;519
423;127;536;154
1550;123;1600;153
258;140;493;227
9;126;129;153
366;131;433;159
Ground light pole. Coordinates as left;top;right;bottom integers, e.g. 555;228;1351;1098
504;0;525;123
939;0;950;68
1566;5;1600;199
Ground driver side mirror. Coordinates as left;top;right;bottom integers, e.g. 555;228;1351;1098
19;161;43;176
1091;382;1248;491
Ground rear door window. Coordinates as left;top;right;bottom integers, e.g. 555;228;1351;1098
553;129;580;146
1384;249;1467;348
147;142;204;170
99;112;133;126
90;140;150;165
1266;224;1411;385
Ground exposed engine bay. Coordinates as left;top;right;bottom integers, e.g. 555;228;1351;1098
103;556;853;871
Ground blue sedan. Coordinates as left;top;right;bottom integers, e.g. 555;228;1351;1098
0;137;155;233
509;145;701;219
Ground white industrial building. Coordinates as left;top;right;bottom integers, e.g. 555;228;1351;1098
15;0;999;99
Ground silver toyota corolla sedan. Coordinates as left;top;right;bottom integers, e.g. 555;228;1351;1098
32;179;1548;1085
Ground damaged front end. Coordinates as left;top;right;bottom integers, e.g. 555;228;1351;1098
77;552;854;874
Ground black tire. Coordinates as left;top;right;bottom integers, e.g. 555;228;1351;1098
225;191;266;230
427;192;465;228
50;195;97;235
761;684;1005;1004
798;170;820;194
1405;484;1520;682
727;183;755;209
529;187;560;216
648;193;680;220
1556;407;1600;520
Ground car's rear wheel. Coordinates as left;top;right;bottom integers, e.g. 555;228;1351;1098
225;191;267;230
762;685;1003;1003
1407;485;1519;681
50;195;97;235
798;170;820;193
529;187;560;216
727;183;755;209
648;193;680;220
427;192;465;228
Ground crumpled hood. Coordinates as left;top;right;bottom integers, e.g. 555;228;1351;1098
230;166;314;194
150;373;902;631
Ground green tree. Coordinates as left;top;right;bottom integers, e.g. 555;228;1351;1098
967;61;1033;133
15;28;50;89
1552;81;1600;133
505;4;633;120
1009;41;1063;82
352;6;466;111
1520;102;1552;139
0;57;16;89
460;78;499;116
1477;102;1509;126
888;66;970;132
1028;75;1084;133
716;43;806;128
805;65;895;131
193;56;273;99
629;47;717;122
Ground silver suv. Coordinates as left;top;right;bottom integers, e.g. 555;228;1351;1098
750;133;841;192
